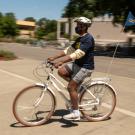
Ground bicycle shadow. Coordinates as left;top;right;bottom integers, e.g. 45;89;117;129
10;109;78;128
10;109;111;128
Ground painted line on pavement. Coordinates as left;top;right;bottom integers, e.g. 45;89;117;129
115;107;135;118
0;69;35;83
0;68;135;118
95;71;135;81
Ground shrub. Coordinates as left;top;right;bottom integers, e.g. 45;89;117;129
63;33;70;39
0;50;17;60
15;38;37;45
45;32;56;41
72;35;79;41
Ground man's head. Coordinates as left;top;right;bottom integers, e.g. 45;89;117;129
74;17;92;35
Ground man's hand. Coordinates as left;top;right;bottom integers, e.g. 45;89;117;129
47;57;55;61
54;61;63;68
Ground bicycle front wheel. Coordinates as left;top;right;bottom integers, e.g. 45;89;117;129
13;85;56;126
79;83;116;121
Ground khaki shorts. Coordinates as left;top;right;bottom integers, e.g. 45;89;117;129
65;62;93;83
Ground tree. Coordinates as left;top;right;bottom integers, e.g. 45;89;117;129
63;0;135;24
44;20;57;35
24;17;36;22
62;0;97;39
35;18;47;39
35;18;57;39
0;12;2;18
36;18;47;27
35;27;45;39
2;12;19;37
62;0;96;19
0;12;3;37
62;0;135;40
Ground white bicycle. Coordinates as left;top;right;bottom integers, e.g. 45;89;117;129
12;60;117;127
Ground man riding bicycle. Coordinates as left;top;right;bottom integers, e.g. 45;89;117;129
48;17;95;121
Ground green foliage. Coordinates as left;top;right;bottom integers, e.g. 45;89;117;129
62;0;135;24
0;50;17;60
35;18;57;39
44;32;57;41
36;18;47;27
0;12;19;37
72;35;79;41
35;27;46;39
62;0;97;19
44;20;57;35
15;38;32;44
0;12;2;18
63;33;70;39
24;17;36;22
0;12;4;37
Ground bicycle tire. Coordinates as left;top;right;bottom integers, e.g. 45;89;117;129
79;83;116;121
13;85;56;126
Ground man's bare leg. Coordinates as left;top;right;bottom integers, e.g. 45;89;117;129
67;80;79;110
58;66;71;81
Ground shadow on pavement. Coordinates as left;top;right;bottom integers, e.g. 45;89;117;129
10;109;111;128
10;122;27;128
49;109;79;128
10;109;78;128
95;44;135;58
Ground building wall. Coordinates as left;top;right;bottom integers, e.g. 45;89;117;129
71;20;128;42
57;17;134;43
89;22;127;41
16;20;36;38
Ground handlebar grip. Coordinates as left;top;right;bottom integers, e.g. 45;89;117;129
47;61;54;65
45;60;54;70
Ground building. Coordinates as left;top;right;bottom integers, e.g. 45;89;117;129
16;20;36;38
57;16;135;44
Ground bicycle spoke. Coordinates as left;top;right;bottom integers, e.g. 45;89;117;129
79;83;116;121
13;85;55;126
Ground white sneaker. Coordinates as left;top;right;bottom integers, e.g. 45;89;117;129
63;112;80;121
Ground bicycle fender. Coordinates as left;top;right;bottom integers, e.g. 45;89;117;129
35;83;56;97
35;83;57;111
36;83;45;87
90;81;117;95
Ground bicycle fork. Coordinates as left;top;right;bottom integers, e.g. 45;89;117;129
33;85;48;107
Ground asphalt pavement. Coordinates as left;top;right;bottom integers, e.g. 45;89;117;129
0;57;135;135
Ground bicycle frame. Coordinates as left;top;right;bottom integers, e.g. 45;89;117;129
34;62;116;110
48;73;70;102
36;72;101;110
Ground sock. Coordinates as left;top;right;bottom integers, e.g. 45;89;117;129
73;110;80;116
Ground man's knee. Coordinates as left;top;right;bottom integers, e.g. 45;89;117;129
58;66;69;77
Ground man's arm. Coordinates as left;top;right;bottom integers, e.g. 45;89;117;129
48;46;75;61
54;49;85;68
48;51;66;61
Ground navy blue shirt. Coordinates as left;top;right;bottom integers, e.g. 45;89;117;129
71;33;95;70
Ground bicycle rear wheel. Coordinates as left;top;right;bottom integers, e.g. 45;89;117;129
79;83;116;121
13;85;56;126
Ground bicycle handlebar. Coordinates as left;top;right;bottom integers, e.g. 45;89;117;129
45;60;54;71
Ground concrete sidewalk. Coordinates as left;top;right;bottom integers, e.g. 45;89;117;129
0;58;135;135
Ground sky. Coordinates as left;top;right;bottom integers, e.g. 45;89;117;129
0;0;69;20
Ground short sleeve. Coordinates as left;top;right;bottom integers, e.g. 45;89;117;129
79;37;94;53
